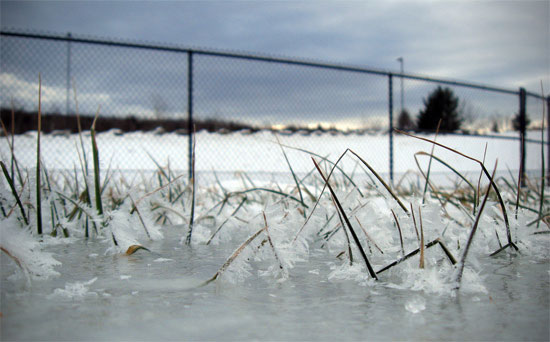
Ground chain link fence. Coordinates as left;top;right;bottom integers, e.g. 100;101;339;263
1;30;548;185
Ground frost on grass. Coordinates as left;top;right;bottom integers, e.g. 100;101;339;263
0;216;60;281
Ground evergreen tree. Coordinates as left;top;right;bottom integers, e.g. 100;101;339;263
397;109;415;131
511;112;530;132
417;86;463;132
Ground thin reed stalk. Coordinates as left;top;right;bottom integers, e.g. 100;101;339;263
376;238;456;274
419;206;425;269
91;107;103;217
275;135;307;216
537;82;546;228
454;161;498;290
36;74;43;235
391;209;404;256
422;120;442;204
201;226;266;287
263;212;284;271
312;157;378;280
396;129;515;249
186;128;196;245
1;161;28;225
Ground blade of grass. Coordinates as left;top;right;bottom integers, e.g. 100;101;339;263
410;202;420;242
90;106;103;217
312;157;378;280
355;216;384;254
36;74;43;235
263;212;284;272
396;129;514;249
422;119;442;204
537;81;546;228
419;206;424;269
390;209;404;256
275;134;306;217
454;160;498;290
200;225;265;287
0;161;28;225
185;126;196;245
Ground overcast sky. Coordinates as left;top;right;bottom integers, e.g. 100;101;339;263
2;0;548;91
1;0;549;129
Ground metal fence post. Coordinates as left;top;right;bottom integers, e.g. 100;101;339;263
388;74;394;186
187;51;194;180
547;96;550;183
519;87;526;186
65;32;72;115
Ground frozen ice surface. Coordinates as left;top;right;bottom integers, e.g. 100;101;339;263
405;295;426;313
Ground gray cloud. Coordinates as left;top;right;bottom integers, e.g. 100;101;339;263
1;0;548;128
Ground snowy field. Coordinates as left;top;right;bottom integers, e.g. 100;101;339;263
1;129;546;182
1;129;549;341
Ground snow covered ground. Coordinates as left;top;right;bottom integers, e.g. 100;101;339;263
1;129;546;186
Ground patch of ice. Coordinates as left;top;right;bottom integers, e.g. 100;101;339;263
405;295;426;313
154;258;174;262
48;277;98;300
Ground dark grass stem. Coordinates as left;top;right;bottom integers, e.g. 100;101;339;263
454;161;498;290
391;209;405;256
36;74;43;235
419;207;425;269
376;238;456;274
275;135;307;217
312;157;378;280
410;202;420;241
263;212;284;271
396;129;514;247
537;81;546;228
186;127;197;245
1;161;28;225
422;120;442;204
91;106;103;217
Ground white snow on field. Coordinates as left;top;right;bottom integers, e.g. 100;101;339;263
0;130;545;179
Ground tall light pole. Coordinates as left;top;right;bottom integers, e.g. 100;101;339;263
396;57;404;114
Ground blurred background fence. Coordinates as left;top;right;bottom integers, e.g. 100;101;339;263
1;30;548;184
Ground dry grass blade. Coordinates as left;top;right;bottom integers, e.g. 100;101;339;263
263;212;284;271
275;135;306;216
0;246;30;282
410;202;420;241
454;161;498;290
348;149;408;214
130;195;151;240
125;245;150;255
422;119;442;204
355;217;384;254
390;209;404;256
312;157;378;280
201;226;265;287
396;129;513;248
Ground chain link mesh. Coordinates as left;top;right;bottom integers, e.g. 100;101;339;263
1;31;547;184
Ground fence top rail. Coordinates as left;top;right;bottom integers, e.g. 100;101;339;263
1;29;546;99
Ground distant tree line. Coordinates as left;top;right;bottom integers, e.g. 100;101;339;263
397;86;530;134
0;108;257;135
